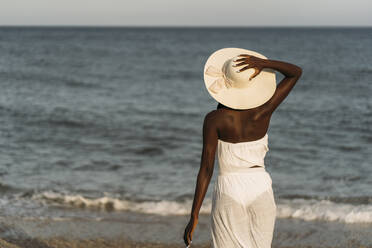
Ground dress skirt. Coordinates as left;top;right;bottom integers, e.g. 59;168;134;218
210;167;277;248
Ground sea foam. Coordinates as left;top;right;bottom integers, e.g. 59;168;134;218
31;191;372;223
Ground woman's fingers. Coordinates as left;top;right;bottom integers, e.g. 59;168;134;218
237;54;251;58
189;223;196;243
249;67;262;80
237;65;261;75
184;221;195;247
233;57;246;62
184;224;191;245
185;232;191;246
237;66;250;73
232;61;247;67
233;55;263;76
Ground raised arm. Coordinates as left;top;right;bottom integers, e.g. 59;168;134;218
259;59;302;116
183;111;218;247
234;54;302;117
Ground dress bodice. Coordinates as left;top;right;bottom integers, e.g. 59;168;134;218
217;133;269;175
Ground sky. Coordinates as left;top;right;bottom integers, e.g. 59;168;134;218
0;0;371;26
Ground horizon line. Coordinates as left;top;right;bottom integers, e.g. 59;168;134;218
0;24;371;28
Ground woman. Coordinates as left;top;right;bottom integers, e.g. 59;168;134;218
183;48;302;248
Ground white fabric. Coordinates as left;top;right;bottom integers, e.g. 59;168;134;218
205;65;233;94
211;133;277;248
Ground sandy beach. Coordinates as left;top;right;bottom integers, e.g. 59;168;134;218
1;212;372;248
0;212;211;248
0;238;211;248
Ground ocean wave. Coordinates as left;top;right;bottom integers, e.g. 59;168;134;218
31;191;212;215
279;194;372;204
276;198;372;223
30;191;372;223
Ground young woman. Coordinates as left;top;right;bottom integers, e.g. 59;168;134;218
183;48;302;248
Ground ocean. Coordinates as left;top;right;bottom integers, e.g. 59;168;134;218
0;27;372;247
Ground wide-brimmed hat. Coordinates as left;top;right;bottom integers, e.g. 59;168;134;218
203;47;276;110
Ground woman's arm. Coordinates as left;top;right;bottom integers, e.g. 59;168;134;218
190;111;218;218
260;59;302;116
234;55;303;117
183;111;218;246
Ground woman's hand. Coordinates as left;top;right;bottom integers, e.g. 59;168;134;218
233;54;268;80
183;216;198;247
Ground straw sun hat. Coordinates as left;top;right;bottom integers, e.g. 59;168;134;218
203;48;276;110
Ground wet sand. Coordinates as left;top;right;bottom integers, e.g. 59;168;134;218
0;237;211;248
1;212;372;248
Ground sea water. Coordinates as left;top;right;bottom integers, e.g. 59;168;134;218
0;27;371;236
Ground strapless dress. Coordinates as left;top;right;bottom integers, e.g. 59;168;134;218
210;133;277;248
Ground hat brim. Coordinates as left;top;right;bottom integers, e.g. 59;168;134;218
204;48;276;110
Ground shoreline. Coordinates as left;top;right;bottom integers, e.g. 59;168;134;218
1;212;372;248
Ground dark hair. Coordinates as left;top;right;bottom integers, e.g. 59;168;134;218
217;103;225;109
217;103;244;111
217;103;233;110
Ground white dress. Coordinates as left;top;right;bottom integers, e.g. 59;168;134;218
211;133;277;248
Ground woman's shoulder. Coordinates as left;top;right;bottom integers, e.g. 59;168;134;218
206;108;267;123
204;108;228;119
203;109;234;129
203;109;220;122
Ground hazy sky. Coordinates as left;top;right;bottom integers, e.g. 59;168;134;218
0;0;371;26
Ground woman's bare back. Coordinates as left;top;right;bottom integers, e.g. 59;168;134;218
215;105;271;144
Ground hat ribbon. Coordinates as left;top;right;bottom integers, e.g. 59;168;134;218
205;66;233;94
